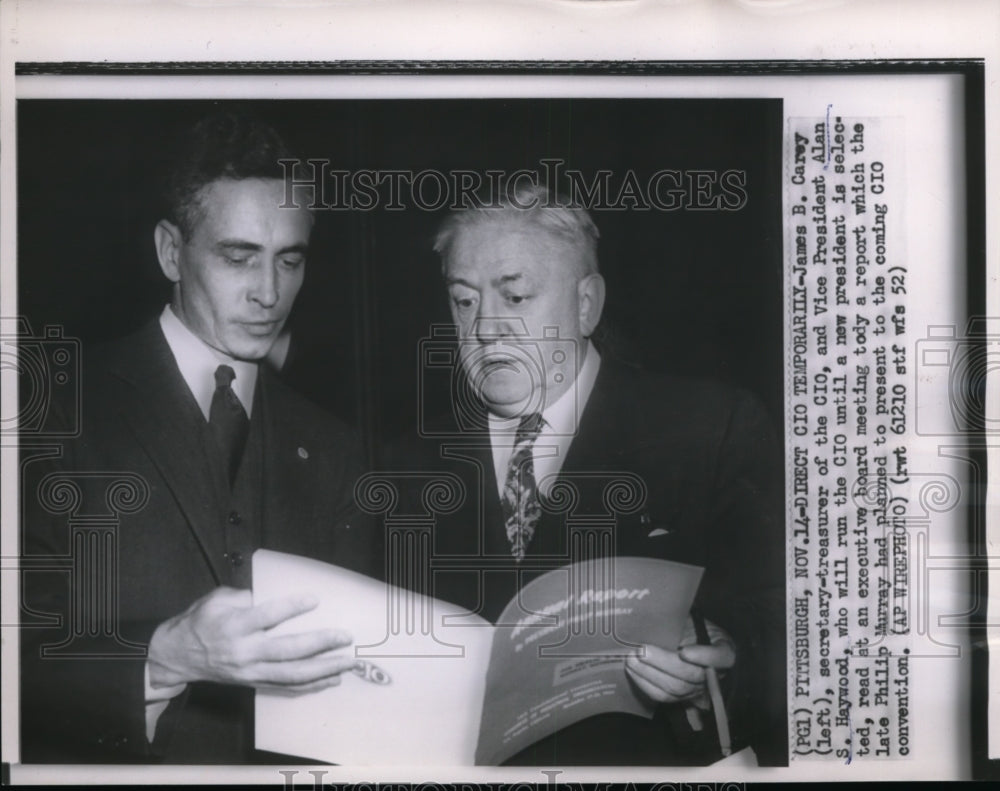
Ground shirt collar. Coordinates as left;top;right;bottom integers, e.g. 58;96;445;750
487;340;601;436
159;304;258;420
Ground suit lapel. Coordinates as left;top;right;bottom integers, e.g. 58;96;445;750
537;360;656;558
558;359;630;474
255;369;336;556
256;370;289;552
428;395;504;558
430;439;495;557
106;322;228;583
560;360;689;558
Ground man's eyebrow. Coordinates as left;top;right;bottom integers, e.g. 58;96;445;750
275;243;309;257
215;239;263;253
213;240;309;256
493;273;524;287
446;272;524;288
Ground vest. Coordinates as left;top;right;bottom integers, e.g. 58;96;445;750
210;397;264;591
155;393;265;762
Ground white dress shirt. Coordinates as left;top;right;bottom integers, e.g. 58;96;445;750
144;305;260;741
158;304;257;419
488;340;601;499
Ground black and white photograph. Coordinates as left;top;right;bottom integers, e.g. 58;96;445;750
14;94;786;767
0;1;997;786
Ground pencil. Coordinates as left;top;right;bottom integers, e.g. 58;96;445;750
691;610;732;757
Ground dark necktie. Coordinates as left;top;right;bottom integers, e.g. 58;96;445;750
209;364;249;486
500;412;545;562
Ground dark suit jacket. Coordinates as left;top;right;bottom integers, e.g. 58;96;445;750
387;358;786;766
20;321;379;764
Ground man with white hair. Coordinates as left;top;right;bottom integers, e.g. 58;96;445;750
394;183;785;765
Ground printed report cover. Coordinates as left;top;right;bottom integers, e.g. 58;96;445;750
253;550;703;765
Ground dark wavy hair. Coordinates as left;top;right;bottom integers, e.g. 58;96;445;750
160;111;294;239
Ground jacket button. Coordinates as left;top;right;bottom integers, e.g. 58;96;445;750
228;511;242;525
229;551;243;567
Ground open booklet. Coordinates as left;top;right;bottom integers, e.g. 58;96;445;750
253;549;703;765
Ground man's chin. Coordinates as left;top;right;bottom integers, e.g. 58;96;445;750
226;336;278;362
478;389;539;419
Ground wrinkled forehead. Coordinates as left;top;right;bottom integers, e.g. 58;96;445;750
444;219;583;280
190;177;314;235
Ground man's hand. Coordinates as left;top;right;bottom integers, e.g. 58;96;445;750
624;618;735;706
148;586;355;694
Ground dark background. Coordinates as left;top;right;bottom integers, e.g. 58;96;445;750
18;98;784;464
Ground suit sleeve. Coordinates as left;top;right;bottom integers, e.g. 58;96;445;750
699;390;787;766
20;436;157;763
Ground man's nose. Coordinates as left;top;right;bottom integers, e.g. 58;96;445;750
473;313;527;343
249;262;280;308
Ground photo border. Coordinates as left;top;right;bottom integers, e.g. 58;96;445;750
1;10;995;780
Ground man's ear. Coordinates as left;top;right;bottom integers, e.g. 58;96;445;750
577;273;606;338
154;219;183;283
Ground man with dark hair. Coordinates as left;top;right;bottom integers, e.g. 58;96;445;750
392;183;785;766
20;112;377;763
161;112;295;239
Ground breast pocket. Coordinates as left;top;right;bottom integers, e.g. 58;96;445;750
615;509;681;559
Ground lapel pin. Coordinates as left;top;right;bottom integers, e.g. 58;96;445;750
297;447;309;460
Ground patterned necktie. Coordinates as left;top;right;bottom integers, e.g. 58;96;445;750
501;412;545;562
209;364;249;486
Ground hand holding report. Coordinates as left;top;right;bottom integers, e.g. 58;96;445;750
148;586;356;693
253;550;703;765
